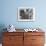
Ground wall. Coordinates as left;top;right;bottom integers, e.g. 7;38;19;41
0;0;46;30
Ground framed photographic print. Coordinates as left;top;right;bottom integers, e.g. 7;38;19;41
18;7;35;21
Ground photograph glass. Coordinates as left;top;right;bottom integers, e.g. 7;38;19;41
18;7;35;21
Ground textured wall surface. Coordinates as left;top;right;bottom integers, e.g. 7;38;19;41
0;0;46;30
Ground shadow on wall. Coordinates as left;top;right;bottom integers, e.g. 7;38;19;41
0;24;7;43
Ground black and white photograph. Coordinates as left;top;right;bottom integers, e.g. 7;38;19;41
18;7;35;21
